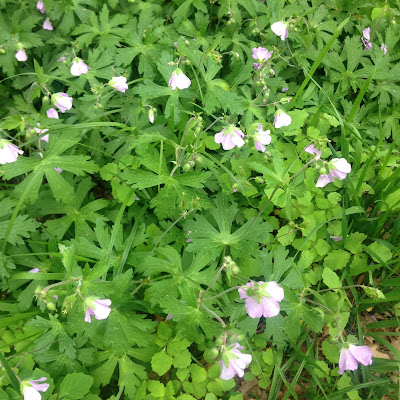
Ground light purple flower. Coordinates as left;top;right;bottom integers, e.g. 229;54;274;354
43;18;53;31
305;144;321;160
267;68;275;77
22;377;49;400
165;314;174;321
15;49;28;62
84;298;112;323
214;125;245;150
362;27;372;50
252;46;273;63
0;140;23;164
271;21;289;40
46;108;59;119
238;280;284;318
51;92;73;113
330;236;343;242
254;123;271;152
34;124;49;143
273;109;291;128
29;268;40;273
54;167;63;174
57;56;66;62
339;344;372;374
219;343;252;380
316;158;351;188
70;58;90;76
109;76;128;93
282;87;289;92
36;0;45;14
168;68;191;90
380;43;387;54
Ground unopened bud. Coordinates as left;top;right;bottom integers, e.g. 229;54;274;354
46;302;56;311
42;95;49;104
167;61;175;66
0;48;5;54
319;167;327;174
17;42;24;50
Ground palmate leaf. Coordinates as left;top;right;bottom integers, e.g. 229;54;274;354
184;195;273;263
0;215;39;245
71;4;129;49
0;131;98;204
136;248;216;305
36;177;109;241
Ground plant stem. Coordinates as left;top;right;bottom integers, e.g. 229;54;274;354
0;353;21;394
201;303;226;328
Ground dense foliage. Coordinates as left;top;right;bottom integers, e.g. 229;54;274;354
0;0;399;399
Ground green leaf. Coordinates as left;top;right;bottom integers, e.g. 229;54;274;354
322;268;342;289
59;373;93;399
323;250;351;270
151;350;173;376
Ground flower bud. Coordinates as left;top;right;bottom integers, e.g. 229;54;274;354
254;176;264;184
194;126;202;135
204;348;219;363
185;40;189;45
46;302;56;311
42;96;49;104
319;167;327;174
182;163;192;172
0;48;5;54
17;42;24;50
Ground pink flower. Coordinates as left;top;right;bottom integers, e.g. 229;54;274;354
36;0;45;14
271;21;289;40
29;268;40;273
70;58;90;76
304;144;321;160
381;43;387;54
46;108;59;119
338;344;372;374
54;167;63;174
57;56;66;62
109;76;128;93
214;125;245;150
282;87;289;92
362;27;372;50
168;68;191;90
34;123;49;142
330;236;343;242
316;158;351;188
238;280;284;318
84;298;112;323
15;49;28;62
254;123;271;152
219;343;252;380
252;46;273;63
51;92;73;113
0;140;23;164
273;109;291;128
22;377;49;400
43;18;53;31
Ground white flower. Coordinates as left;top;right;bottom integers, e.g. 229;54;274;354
70;58;90;76
168;68;191;90
43;18;53;31
15;49;28;62
273;109;291;128
0;140;23;164
109;76;128;93
271;21;289;40
51;92;73;113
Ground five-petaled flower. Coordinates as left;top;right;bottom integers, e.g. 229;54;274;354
271;21;289;40
15;49;28;62
84;297;112;323
70;58;90;76
51;92;73;113
316;158;351;188
254;123;271;152
0;140;23;164
109;76;128;93
214;124;245;150
305;144;321;160
36;0;45;14
219;343;252;380
21;377;49;400
43;18;53;31
339;343;373;374
238;280;284;319
274;109;291;128
168;68;191;90
252;46;273;63
362;27;372;50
